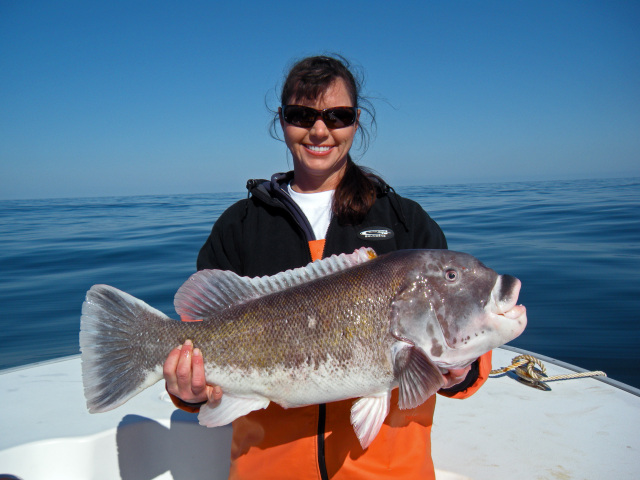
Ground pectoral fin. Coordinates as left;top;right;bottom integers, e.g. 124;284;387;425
197;394;270;427
393;344;444;409
350;391;391;449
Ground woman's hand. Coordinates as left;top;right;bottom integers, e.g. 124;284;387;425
163;339;223;405
441;365;472;390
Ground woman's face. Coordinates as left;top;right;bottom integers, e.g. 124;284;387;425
280;78;359;193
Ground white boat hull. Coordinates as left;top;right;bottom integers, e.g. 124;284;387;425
1;347;638;479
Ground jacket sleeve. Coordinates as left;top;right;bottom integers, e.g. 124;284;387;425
397;196;448;250
196;200;248;272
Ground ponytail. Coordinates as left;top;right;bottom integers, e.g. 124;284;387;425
332;157;385;225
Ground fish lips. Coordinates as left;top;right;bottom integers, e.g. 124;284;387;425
491;274;527;335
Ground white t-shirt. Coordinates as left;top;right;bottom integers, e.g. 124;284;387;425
287;184;334;240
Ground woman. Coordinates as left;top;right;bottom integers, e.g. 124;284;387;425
164;55;492;479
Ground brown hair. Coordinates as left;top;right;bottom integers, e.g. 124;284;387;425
276;55;384;225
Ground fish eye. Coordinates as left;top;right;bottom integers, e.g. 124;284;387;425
444;269;458;282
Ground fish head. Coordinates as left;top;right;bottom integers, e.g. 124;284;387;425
389;250;527;369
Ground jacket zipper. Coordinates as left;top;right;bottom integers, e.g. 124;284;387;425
317;403;329;480
316;220;334;480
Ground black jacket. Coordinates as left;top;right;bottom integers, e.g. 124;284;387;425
197;172;447;276
194;171;478;473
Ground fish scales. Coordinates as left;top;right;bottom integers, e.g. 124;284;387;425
200;257;401;369
176;255;412;404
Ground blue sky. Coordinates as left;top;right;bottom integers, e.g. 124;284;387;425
1;1;638;200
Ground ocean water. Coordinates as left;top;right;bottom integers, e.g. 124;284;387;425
1;177;638;388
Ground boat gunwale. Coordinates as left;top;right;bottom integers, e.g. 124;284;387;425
0;353;81;376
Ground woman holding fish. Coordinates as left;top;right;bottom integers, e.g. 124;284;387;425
163;55;492;479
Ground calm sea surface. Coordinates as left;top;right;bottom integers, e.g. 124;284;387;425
1;177;639;388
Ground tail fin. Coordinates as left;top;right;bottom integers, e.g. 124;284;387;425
80;284;170;413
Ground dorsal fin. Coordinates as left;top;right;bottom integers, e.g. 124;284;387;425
174;247;377;320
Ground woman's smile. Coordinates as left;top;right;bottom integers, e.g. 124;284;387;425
304;144;334;155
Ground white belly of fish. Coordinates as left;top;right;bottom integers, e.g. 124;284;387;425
202;352;395;413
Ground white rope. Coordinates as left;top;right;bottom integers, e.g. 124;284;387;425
490;354;606;388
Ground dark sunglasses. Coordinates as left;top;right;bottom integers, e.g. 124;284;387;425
281;105;358;129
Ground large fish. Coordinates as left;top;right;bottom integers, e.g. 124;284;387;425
80;247;526;448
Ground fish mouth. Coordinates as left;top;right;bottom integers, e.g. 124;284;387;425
492;275;527;333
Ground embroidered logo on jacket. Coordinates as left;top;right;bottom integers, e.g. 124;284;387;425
357;227;395;241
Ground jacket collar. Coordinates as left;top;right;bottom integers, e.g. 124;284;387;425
244;170;406;231
245;172;292;205
246;171;392;198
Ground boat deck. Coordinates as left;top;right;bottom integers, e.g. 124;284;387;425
0;347;638;479
432;346;639;479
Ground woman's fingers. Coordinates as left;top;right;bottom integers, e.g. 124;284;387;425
163;340;223;405
207;384;223;406
175;339;195;389
163;340;209;404
191;348;207;396
163;345;183;392
192;348;223;405
441;365;472;389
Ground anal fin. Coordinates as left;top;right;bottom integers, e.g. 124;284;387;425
198;394;270;427
350;391;391;449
